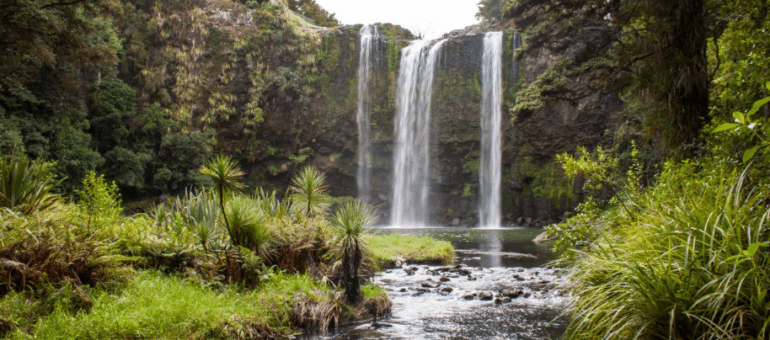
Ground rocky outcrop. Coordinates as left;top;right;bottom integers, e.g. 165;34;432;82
121;0;619;225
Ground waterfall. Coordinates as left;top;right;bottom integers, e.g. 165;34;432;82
478;32;503;228
356;24;377;203
391;39;446;228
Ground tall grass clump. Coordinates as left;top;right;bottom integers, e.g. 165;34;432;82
562;165;770;339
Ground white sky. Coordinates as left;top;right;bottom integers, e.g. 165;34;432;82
313;0;481;39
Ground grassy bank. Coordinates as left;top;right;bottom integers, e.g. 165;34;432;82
0;155;458;338
365;233;455;269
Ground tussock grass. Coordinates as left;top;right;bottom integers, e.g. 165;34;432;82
364;233;455;268
563;168;770;339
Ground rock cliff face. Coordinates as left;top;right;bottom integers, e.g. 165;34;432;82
121;0;620;225
312;25;619;226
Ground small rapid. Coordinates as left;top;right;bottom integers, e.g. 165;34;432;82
325;228;570;340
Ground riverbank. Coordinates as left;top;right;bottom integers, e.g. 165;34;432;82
0;216;454;339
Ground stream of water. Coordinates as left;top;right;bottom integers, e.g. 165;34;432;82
317;228;570;340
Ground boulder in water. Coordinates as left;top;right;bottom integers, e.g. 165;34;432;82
479;292;494;300
462;292;477;300
440;286;454;293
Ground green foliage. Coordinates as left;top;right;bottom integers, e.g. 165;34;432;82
562;167;770;339
289;166;330;218
328;201;373;303
199;154;246;250
712;81;770;163
0;153;62;215
177;189;221;252
227;196;272;260
75;171;122;231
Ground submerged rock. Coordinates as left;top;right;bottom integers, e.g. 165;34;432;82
440;286;454;293
462;292;477;300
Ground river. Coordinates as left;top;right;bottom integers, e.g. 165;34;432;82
315;227;570;339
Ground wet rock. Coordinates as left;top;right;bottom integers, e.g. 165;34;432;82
479;292;494;300
513;274;525;281
411;266;419;271
415;288;431;293
462;292;477;300
421;281;439;289
394;256;406;268
502;289;524;299
501;297;512;303
452;218;460;226
494;298;503;304
439;276;450;282
457;269;472;276
467;275;477;281
399;288;407;292
440;286;454;293
523;292;531;298
404;268;414;276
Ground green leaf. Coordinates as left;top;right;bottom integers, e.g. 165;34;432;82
746;242;768;257
742;145;762;163
747;96;770;117
711;123;740;133
765;81;770;92
733;111;745;124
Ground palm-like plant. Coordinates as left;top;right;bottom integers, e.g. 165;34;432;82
329;201;374;304
289;166;330;218
199;154;244;247
0;154;62;215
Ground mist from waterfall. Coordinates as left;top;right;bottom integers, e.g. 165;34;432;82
356;24;377;203
391;39;446;228
478;32;503;228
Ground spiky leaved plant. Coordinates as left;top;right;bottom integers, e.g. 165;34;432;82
0;153;62;215
227;195;273;262
289;166;330;219
199;154;244;248
329;201;373;304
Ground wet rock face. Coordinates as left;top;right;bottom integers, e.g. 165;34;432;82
304;25;618;225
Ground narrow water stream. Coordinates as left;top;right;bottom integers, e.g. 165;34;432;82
318;227;570;339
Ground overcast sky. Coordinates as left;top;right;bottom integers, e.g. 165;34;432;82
313;0;481;39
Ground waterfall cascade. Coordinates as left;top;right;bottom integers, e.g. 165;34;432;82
478;32;504;228
356;25;377;203
391;39;446;228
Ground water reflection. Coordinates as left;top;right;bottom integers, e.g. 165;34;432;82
480;229;502;267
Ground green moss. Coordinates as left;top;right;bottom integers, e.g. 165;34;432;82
365;233;455;269
510;155;573;210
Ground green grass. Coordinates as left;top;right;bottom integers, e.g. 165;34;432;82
5;270;343;339
364;233;454;268
561;167;770;339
